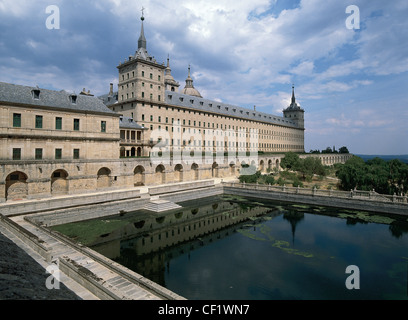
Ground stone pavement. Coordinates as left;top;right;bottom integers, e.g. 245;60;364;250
0;224;83;300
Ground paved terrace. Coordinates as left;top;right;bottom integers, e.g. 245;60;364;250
0;178;233;300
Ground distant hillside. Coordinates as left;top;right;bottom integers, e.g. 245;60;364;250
355;154;408;163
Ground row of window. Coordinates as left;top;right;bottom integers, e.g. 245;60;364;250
115;103;297;133
122;82;161;90
12;113;107;132
11;148;80;161
121;93;161;102
151;138;303;150
143;125;302;142
121;71;161;82
141;116;297;135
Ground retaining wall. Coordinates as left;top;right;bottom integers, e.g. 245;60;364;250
0;188;141;217
0;214;52;262
222;186;408;216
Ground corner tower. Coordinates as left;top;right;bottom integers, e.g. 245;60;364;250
117;11;166;105
283;85;305;129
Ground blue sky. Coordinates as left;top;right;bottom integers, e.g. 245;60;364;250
0;0;407;155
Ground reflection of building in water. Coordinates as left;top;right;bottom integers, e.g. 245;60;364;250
114;200;280;285
91;198;281;276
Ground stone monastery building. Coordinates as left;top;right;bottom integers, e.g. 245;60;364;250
100;15;305;157
0;13;350;203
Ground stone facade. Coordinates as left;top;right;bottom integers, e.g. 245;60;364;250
101;15;305;156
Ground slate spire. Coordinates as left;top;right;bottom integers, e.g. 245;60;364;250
138;9;147;50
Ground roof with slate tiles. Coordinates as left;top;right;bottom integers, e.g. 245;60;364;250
165;91;300;128
119;116;147;130
0;82;120;116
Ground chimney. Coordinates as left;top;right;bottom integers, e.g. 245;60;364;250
109;83;113;96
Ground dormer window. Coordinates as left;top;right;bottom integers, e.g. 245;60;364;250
190;99;194;104
179;97;184;102
70;95;77;104
32;89;40;100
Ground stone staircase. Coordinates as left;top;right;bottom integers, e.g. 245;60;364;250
144;197;182;213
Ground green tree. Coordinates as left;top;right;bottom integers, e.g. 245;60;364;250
298;157;326;180
321;147;333;154
336;156;366;190
339;146;349;154
280;152;301;170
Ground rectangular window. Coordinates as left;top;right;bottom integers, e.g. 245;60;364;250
73;119;80;131
35;148;43;160
35;115;43;129
55;148;62;160
150;115;153;121
55;117;62;130
73;149;80;159
101;121;106;132
13;113;21;127
12;148;21;160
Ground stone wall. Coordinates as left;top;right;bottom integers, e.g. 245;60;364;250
222;185;408;216
0;153;351;203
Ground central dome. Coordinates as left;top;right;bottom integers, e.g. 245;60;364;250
181;66;202;98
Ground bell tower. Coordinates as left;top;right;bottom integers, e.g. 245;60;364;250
283;85;305;129
116;10;166;104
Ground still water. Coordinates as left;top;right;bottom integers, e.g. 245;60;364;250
53;195;408;300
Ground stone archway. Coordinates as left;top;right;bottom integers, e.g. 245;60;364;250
259;160;265;172
268;159;273;171
155;165;166;184
5;171;28;201
134;166;145;186
174;164;183;182
137;147;142;157
191;163;199;180
97;167;112;189
51;169;69;195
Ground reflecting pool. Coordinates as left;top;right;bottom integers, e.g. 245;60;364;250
52;195;408;300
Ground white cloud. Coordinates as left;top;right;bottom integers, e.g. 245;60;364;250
290;61;315;76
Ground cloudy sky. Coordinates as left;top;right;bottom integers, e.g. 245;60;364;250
1;0;407;155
